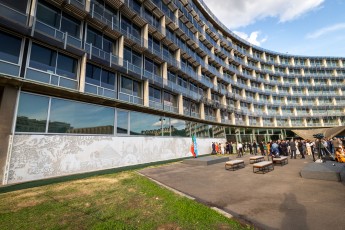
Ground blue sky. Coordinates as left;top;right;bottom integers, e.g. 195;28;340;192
202;0;345;57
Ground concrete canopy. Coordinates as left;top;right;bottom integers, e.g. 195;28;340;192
291;126;345;140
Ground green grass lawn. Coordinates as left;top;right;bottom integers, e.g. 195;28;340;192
0;170;251;230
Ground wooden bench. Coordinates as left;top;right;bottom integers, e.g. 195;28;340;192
249;156;265;164
253;161;274;174
225;160;245;171
272;156;288;166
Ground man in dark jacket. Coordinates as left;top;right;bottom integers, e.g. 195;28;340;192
289;139;297;159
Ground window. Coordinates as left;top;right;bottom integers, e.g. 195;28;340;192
144;57;160;76
15;93;49;132
36;0;81;37
130;112;162;136
29;43;77;79
0;31;22;63
149;86;161;103
120;76;141;97
117;110;129;134
124;46;142;67
163;92;176;106
2;0;28;13
86;27;113;53
86;63;115;89
48;98;114;134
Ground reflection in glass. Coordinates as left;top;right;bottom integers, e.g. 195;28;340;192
170;118;187;137
117;110;128;134
15;93;49;132
30;43;56;72
0;31;22;63
213;125;226;138
130;112;162;136
48;99;114;134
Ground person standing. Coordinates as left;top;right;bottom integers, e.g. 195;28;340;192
237;142;243;157
259;141;265;155
297;140;305;159
253;141;258;155
290;139;297;159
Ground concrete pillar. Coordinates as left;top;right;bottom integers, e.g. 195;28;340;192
162;62;168;80
231;112;235;125
248;47;253;56
206;88;211;100
142;24;148;48
276;55;281;64
85;0;91;12
273;117;277;127
143;80;149;106
290;57;295;66
79;53;87;93
175;49;181;67
259;117;263;127
338;59;343;67
178;94;183;115
288;118;292;127
160;16;166;36
117;36;124;66
28;0;38;26
200;103;205;119
0;86;18;185
320;118;324;127
174;9;179;25
216;109;221;123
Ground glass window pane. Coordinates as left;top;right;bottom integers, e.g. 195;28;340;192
48;98;114;134
15;92;49;132
30;43;56;72
130;112;161;136
132;51;142;67
56;53;77;79
36;2;60;28
61;14;80;37
121;76;132;94
133;81;141;96
117;110;128;134
145;57;153;72
123;46;131;63
101;70;115;90
170;118;187;137
0;31;21;63
86;63;101;85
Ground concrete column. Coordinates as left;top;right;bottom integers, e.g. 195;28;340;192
160;16;166;36
290;57;295;66
248;47;253;56
175;49;181;67
143;80;149;107
178;94;183;115
259;117;263;127
301;68;305;76
306;59;311;67
273;117;278;127
142;24;148;48
303;118;307;127
276;55;281;64
200;103;205;119
206;88;211;100
322;58;327;67
262;52;266;61
221;95;227;106
85;0;91;12
338;118;342;126
320;118;324;127
197;65;202;77
0;86;18;185
238;65;243;73
245;115;249;126
216;109;221;123
117;36;124;66
257;61;261;70
28;0;38;26
288;118;292;127
162;62;168;80
79;53;87;93
212;76;217;87
338;59;343;67
231;112;235;125
244;56;248;65
174;9;179;26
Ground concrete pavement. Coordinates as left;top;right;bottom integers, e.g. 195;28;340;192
139;154;345;230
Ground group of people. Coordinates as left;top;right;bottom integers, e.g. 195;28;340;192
211;137;345;162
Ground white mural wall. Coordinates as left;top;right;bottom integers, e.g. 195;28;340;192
5;135;226;184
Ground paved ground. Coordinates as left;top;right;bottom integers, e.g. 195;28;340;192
139;154;345;230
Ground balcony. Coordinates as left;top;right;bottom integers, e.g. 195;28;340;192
0;3;28;33
85;43;119;68
33;20;83;51
143;70;163;85
118;91;142;105
0;60;20;77
85;83;117;99
25;67;78;90
149;100;163;110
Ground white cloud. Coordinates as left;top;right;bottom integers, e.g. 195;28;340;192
306;23;345;39
233;31;267;46
202;0;324;29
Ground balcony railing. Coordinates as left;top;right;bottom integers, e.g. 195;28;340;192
0;60;20;77
149;100;163;110
118;91;142;105
0;3;28;26
34;20;82;49
25;67;78;90
85;83;117;99
90;3;119;31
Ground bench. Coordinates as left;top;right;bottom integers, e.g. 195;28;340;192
249;156;265;164
272;156;288;166
225;160;245;171
253;161;274;174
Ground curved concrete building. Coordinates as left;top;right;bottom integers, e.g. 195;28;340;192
0;0;344;184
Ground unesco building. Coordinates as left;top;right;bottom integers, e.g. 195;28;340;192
0;0;344;184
